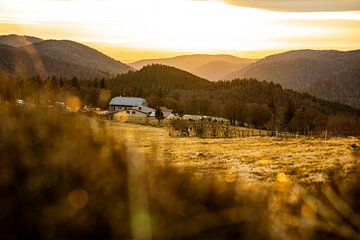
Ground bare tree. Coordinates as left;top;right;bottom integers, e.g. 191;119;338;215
171;119;190;136
222;124;235;138
192;120;207;137
209;121;221;138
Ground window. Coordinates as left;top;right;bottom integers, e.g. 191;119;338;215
132;111;136;114
126;111;130;114
138;107;142;110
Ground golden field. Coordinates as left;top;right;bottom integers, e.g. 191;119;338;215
91;119;359;184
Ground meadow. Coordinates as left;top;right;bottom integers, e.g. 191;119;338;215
2;107;360;239
98;120;359;184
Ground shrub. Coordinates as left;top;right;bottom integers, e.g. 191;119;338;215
170;119;190;136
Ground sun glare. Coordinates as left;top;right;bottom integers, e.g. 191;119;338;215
0;0;359;59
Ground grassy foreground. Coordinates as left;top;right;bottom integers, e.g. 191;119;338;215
1;107;360;239
101;121;358;184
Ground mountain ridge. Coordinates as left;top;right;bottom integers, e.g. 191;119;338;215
0;34;132;79
0;34;43;47
0;44;114;79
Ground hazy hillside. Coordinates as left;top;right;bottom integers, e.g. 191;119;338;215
130;54;254;80
0;34;43;47
224;49;360;108
25;40;132;76
0;44;116;79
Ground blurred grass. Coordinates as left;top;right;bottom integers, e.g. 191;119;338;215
0;104;360;239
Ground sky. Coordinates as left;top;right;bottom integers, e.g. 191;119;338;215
0;0;359;62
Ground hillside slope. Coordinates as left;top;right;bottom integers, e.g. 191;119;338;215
24;40;132;76
108;64;209;91
224;49;360;107
0;44;116;79
192;61;249;81
306;67;360;108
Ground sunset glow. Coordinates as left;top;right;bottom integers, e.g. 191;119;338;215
0;0;359;61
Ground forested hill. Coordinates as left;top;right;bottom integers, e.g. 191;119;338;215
108;64;359;117
108;64;209;91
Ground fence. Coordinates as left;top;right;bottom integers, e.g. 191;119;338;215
170;121;360;139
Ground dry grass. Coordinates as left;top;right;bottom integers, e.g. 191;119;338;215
2;107;360;240
97;120;358;184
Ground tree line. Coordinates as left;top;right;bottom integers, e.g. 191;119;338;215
1;64;359;133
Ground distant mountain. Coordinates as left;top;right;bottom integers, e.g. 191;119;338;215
0;34;132;79
0;34;43;47
130;54;254;80
0;44;117;79
23;40;132;76
224;49;360;108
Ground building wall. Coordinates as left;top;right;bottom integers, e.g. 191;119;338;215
113;110;148;123
110;105;149;112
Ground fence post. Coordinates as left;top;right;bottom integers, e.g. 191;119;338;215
275;131;278;138
324;130;328;140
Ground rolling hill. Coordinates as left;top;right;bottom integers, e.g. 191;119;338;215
224;49;360;108
130;54;254;80
0;34;132;79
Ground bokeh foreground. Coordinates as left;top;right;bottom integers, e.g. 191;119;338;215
1;105;360;239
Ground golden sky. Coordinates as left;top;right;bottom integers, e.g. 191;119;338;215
0;0;359;62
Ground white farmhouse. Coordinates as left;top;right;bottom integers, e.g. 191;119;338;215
109;96;148;112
